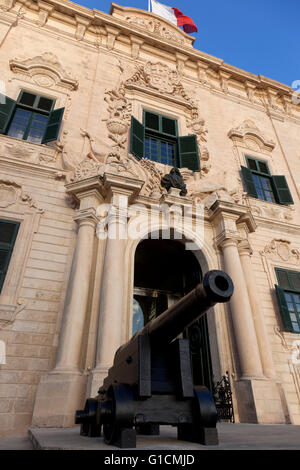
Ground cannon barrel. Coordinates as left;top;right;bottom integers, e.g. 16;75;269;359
118;270;233;354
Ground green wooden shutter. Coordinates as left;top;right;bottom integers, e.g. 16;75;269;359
275;284;293;332
272;175;294;205
0;220;20;293
130;116;144;160
41;107;64;144
178;135;200;171
241;166;258;198
0;94;16;134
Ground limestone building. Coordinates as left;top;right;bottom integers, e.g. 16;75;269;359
0;0;300;438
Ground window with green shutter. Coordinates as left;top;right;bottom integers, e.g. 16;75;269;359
0;90;64;144
0;220;20;294
130;111;200;171
275;268;300;333
241;157;293;205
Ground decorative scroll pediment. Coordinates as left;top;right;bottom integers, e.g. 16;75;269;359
110;4;194;47
9;52;78;91
228;119;275;152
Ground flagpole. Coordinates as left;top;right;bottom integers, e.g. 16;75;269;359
148;0;151;12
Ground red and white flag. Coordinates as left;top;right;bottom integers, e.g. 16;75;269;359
150;0;197;34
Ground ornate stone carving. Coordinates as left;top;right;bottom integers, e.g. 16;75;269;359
71;149;165;199
228;119;275;152
260;239;300;264
9;52;78;91
103;85;132;151
248;199;295;222
186;170;246;206
125;61;181;95
0;303;26;330
124;61;210;171
0;184;17;208
0;0;16;11
1;138;58;167
125;16;185;46
0;179;44;213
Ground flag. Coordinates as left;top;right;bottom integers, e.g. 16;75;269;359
150;0;197;34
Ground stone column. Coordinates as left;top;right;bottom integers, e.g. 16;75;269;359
90;173;144;394
209;201;286;423
32;177;103;427
54;212;98;373
238;240;276;379
220;238;264;379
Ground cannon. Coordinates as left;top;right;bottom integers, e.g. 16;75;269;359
75;270;234;448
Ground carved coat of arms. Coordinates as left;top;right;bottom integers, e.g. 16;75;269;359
144;62;179;94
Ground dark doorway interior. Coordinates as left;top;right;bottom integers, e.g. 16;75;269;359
133;238;213;391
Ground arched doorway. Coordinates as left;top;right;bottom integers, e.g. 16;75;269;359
132;238;214;391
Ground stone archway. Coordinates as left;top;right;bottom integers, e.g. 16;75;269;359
132;237;214;390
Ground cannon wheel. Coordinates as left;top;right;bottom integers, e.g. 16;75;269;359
178;386;218;445
102;383;136;447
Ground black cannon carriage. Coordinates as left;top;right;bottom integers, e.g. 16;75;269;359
75;270;234;448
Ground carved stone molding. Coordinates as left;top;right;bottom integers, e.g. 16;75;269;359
0;136;59;168
125;15;186;46
0;0;16;11
124;61;210;169
186;169;246;206
0;179;44;213
71;151;166;200
0;303;26;329
37;0;54;27
228;119;276;152
75;15;90;41
248;199;295;223
9;52;78;91
260;239;300;264
103;85;132;151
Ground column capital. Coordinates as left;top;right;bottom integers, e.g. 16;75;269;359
216;235;239;251
65;176;103;212
209;200;256;250
73;208;99;227
238;239;253;256
103;172;144;204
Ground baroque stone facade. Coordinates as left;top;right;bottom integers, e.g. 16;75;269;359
0;0;300;438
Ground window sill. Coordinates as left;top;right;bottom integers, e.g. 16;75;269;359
0;134;58;168
0;133;53;148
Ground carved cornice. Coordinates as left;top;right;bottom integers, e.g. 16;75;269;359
3;0;300;119
9;52;78;91
228;119;276;152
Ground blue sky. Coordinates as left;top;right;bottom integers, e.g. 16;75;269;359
75;0;299;86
